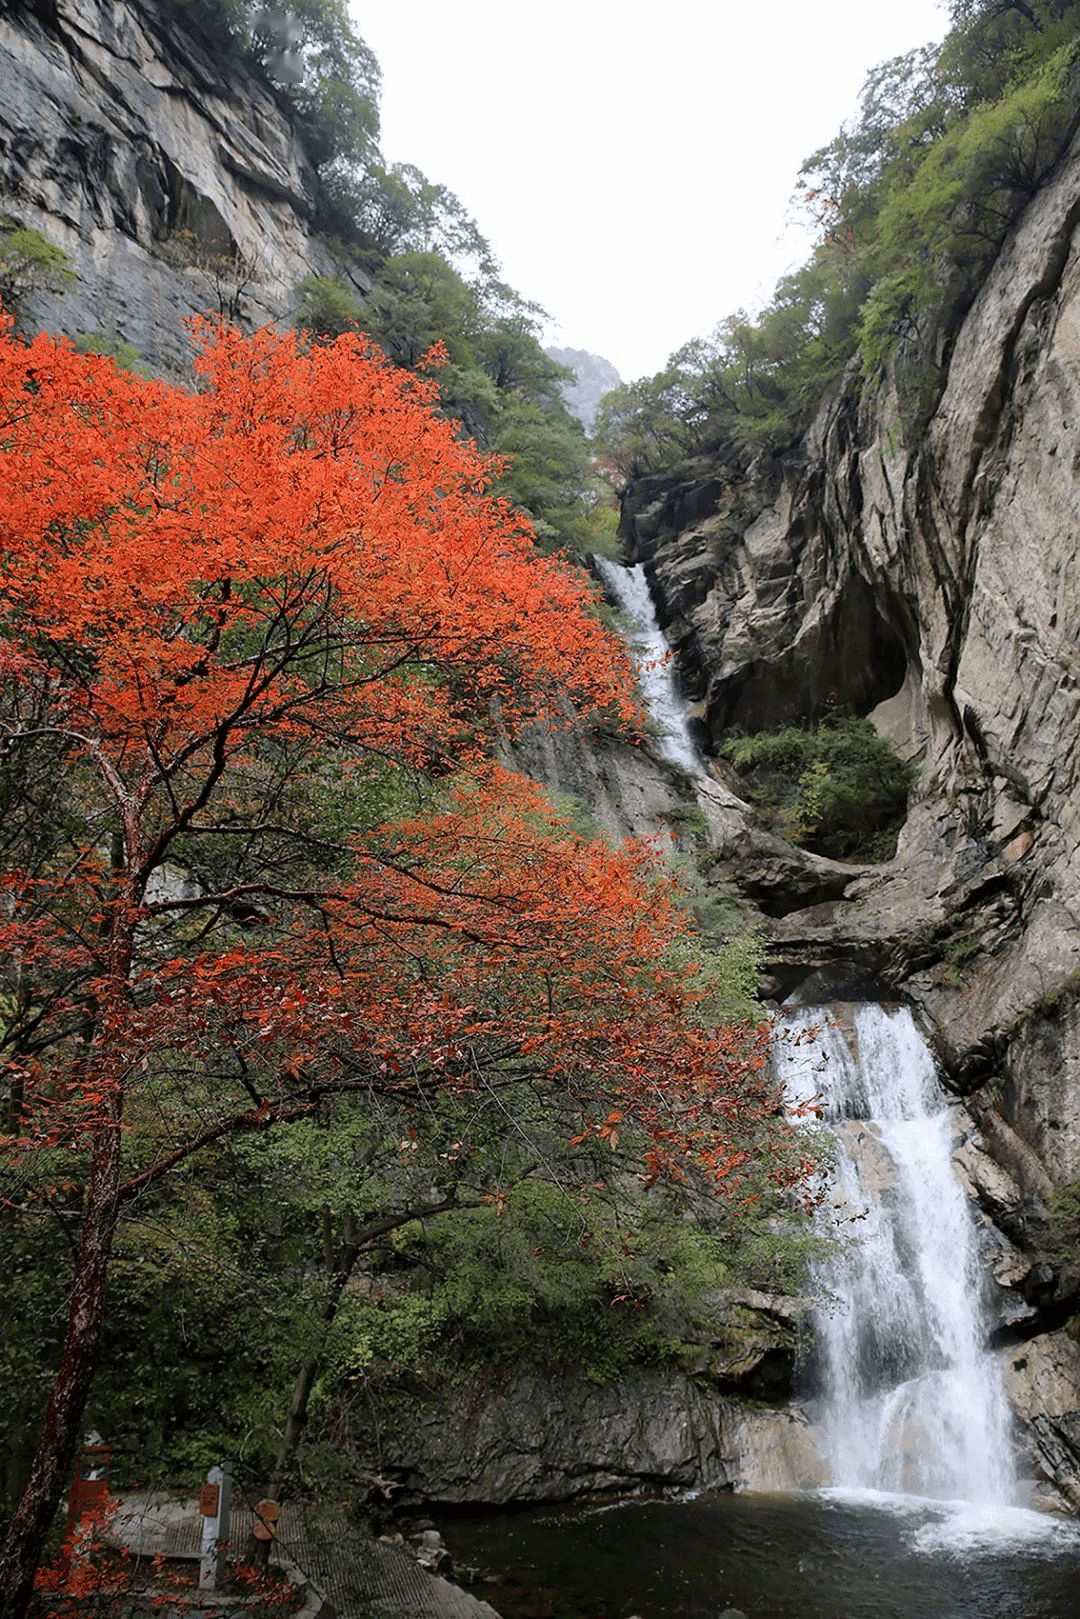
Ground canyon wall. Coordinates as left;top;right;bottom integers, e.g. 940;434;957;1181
610;129;1080;1508
0;0;360;373
622;126;1080;1170
6;0;1080;1511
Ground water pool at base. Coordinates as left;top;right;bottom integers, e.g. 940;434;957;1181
432;1010;1080;1619
436;1490;1080;1619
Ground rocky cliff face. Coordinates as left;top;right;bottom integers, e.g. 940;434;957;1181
612;125;1080;1508
623;126;1080;1171
368;1363;827;1507
545;345;621;432
7;0;1080;1514
0;0;359;372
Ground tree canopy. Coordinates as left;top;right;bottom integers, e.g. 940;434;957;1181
593;0;1080;476
0;319;803;1615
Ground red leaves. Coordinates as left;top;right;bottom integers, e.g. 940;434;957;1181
0;319;638;783
34;1503;300;1615
0;318;804;1204
0;316;813;1619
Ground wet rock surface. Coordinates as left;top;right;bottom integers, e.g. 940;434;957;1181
611;128;1080;1504
1004;1332;1080;1512
370;1363;827;1505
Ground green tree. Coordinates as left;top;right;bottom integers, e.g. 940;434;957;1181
723;715;919;861
593;0;1080;477
292;273;366;340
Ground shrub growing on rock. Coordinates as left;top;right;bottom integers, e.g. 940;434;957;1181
722;714;918;862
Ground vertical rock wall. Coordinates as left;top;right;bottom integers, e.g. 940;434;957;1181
622;128;1080;1152
0;0;357;373
616;127;1080;1505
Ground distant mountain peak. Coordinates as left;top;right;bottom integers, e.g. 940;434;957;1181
546;346;621;433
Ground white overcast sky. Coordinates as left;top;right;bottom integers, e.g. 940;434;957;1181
356;1;948;382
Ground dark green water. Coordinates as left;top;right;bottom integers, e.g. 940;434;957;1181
436;1490;1080;1619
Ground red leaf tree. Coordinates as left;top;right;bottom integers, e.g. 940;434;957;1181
0;319;798;1616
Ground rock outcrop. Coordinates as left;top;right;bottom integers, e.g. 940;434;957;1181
365;1364;827;1506
0;0;363;373
623;125;1080;1185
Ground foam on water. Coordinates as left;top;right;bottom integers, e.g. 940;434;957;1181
820;1485;1079;1556
909;1501;1080;1556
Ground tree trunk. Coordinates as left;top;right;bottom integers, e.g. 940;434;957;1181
260;1194;459;1514
0;1108;122;1619
268;1242;360;1502
248;1225;360;1566
0;878;132;1619
256;1194;460;1538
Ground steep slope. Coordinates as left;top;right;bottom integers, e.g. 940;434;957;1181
545;344;621;431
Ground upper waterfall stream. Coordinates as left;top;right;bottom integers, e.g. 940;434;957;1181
592;556;699;772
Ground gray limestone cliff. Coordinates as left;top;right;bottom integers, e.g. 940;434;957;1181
0;0;363;373
619;123;1080;1131
613;124;1080;1507
545;344;620;432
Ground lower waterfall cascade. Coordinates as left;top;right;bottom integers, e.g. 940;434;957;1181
781;1002;1017;1505
434;1014;1080;1613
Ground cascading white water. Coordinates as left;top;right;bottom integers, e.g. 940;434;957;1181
782;1003;1016;1505
592;556;699;772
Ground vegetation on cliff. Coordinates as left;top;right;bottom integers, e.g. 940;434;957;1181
151;0;610;552
722;716;920;862
593;0;1080;477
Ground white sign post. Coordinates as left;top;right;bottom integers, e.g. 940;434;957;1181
198;1461;232;1590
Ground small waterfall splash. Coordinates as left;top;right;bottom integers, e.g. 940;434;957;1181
782;1003;1015;1505
592;556;699;772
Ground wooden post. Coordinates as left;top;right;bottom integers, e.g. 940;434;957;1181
197;1462;231;1590
64;1444;110;1541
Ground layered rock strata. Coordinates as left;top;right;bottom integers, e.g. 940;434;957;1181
611;130;1080;1506
622;128;1080;1181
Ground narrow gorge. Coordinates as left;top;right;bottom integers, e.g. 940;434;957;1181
607;107;1080;1512
6;0;1080;1613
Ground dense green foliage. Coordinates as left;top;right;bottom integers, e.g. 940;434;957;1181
722;715;919;862
292;264;608;547
2;1025;821;1506
593;0;1080;476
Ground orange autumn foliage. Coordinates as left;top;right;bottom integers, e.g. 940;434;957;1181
33;1499;299;1616
0;316;799;1618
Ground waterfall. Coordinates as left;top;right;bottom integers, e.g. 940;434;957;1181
782;1003;1016;1505
592;556;699;772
